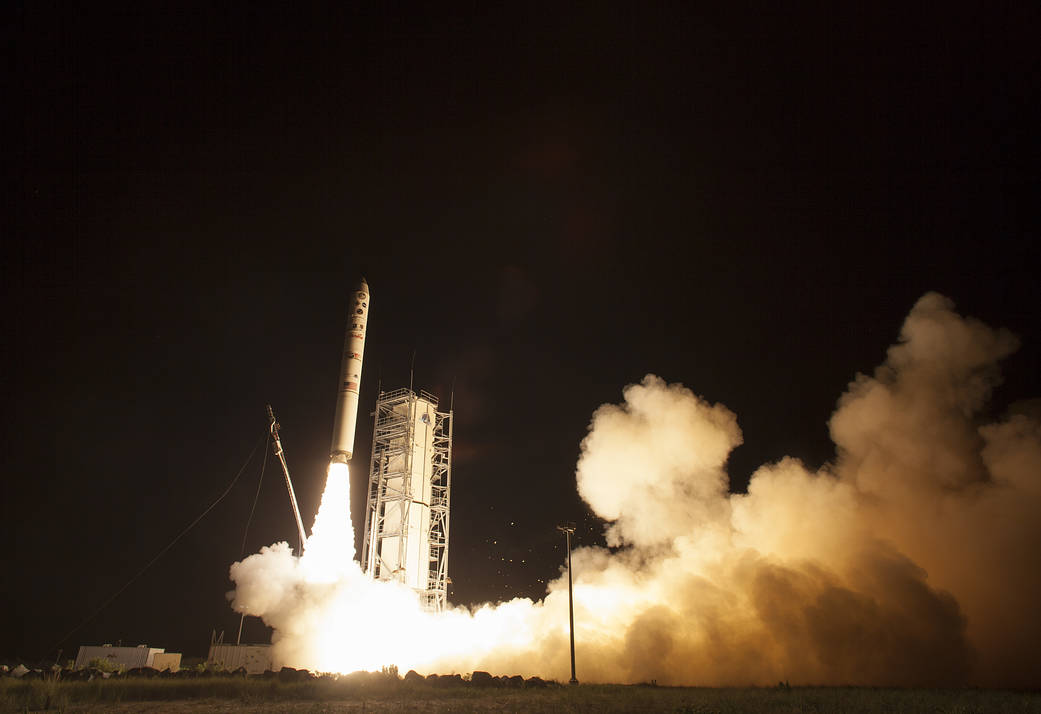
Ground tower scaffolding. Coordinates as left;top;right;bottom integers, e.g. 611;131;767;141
362;387;452;612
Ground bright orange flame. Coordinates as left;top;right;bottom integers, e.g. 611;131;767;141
240;461;572;677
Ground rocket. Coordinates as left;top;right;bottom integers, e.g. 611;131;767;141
330;278;369;463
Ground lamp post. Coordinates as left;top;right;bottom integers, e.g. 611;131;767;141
557;523;578;685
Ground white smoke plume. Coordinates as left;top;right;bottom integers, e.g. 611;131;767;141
229;293;1040;686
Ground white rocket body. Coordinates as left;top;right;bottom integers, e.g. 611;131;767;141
330;279;369;463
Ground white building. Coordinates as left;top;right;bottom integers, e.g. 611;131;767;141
207;643;272;674
74;644;171;671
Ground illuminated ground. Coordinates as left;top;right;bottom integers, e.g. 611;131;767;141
4;680;1040;713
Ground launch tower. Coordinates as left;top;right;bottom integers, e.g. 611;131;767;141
362;387;452;612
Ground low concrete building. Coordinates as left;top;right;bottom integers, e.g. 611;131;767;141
207;644;272;674
74;645;168;671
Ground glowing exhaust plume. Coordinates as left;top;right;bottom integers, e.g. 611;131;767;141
300;462;354;581
229;293;1041;686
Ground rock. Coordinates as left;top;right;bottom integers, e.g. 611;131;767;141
470;670;495;687
126;667;160;678
505;674;524;688
403;669;424;684
525;676;549;688
11;664;28;679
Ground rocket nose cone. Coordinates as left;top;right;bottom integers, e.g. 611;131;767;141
357;277;369;295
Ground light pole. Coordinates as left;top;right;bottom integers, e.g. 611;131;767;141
557;523;578;685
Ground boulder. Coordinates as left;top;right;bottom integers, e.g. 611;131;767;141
525;676;549;688
403;669;424;684
505;674;524;688
470;670;495;687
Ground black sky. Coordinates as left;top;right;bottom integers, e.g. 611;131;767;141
4;3;1039;662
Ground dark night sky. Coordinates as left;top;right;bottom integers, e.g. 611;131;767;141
4;4;1039;661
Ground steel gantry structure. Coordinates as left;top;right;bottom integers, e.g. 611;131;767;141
361;387;452;612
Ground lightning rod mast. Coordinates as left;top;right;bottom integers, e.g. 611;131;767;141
558;523;578;685
267;405;307;555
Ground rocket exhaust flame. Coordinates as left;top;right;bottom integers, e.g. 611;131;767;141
229;293;1041;687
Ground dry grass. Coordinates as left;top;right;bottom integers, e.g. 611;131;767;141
2;677;1039;713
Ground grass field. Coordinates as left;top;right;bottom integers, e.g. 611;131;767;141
2;677;1039;713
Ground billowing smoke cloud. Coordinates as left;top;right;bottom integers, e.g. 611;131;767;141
229;293;1040;686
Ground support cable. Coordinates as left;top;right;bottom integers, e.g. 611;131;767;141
240;432;271;558
236;431;270;645
45;435;266;660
